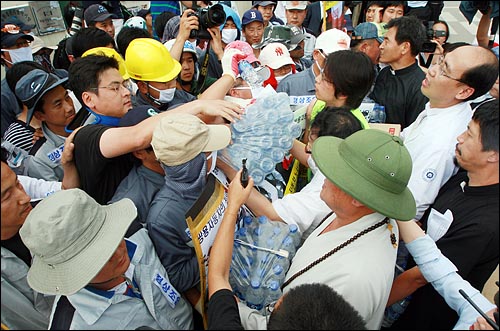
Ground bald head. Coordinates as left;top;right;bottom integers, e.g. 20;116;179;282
447;45;499;101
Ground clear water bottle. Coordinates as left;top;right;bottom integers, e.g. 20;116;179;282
266;280;282;304
271;264;286;282
288;224;301;248
369;104;386;123
249;168;265;185
246;279;265;311
281;235;297;259
239;60;265;87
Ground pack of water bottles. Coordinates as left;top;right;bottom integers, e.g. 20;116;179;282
221;92;302;186
229;215;301;313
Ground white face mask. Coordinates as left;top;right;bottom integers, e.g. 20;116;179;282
221;29;238;44
275;72;292;83
148;85;176;104
1;46;33;65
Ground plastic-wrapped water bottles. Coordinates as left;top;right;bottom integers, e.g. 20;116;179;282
222;92;298;186
368;103;386;123
382;295;412;327
230;215;302;313
266;280;282;304
246;279;265;310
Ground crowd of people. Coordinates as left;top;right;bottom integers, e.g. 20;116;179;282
1;1;499;330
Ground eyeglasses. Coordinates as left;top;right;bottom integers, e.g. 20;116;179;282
264;300;277;317
436;55;464;83
90;80;132;95
318;66;332;84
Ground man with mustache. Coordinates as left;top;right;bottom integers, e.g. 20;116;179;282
386;45;499;329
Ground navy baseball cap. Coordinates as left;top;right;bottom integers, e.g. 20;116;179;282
1;23;33;48
118;105;159;127
4;17;36;31
352;22;384;44
84;4;116;25
242;9;264;27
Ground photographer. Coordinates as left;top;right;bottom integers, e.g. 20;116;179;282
418;20;450;70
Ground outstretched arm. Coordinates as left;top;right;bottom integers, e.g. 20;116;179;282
208;169;254;299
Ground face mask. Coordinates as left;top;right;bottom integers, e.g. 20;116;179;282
275;72;292;83
314;50;326;77
2;46;33;65
250;84;276;99
221;29;238;44
148;85;176;104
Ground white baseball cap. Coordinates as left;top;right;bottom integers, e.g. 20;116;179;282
258;42;294;69
315;28;351;55
284;1;308;10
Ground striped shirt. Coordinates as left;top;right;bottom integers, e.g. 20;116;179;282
3;120;36;152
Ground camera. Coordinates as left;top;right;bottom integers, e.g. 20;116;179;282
188;4;226;40
421;24;437;53
69;7;83;36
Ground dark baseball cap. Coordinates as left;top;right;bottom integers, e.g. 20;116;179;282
84;4;116;25
242;9;264;27
15;69;68;127
1;23;34;48
252;1;277;7
352;22;384;44
4;17;36;31
118;105;159;127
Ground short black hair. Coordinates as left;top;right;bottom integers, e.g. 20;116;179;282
116;26;152;58
312;107;363;139
324;50;375;109
71;27;116;58
386;15;427;57
68;54;119;107
267;283;367;330
154;11;177;41
472;98;499;153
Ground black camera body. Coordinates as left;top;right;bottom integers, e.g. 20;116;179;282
188;4;226;40
421;24;437;53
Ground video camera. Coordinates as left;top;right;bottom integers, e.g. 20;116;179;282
421;22;438;53
188;3;226;40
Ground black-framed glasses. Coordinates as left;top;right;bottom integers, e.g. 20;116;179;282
89;80;132;95
436;55;464;83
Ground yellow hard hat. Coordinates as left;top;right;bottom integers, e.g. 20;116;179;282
125;38;181;82
82;47;130;80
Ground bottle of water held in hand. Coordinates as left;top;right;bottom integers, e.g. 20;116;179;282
239;60;264;87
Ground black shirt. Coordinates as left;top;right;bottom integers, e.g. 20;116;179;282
207;289;244;330
370;62;428;129
391;171;499;330
73;125;134;204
